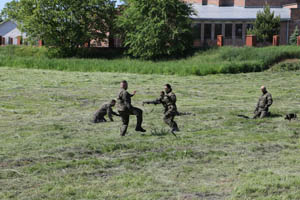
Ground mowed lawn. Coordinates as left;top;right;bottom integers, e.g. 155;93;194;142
1;67;300;200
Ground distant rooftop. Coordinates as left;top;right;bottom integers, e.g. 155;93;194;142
190;4;291;21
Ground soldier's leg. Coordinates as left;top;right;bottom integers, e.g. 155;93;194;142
119;112;129;136
260;111;268;118
164;112;179;131
99;117;107;122
130;107;144;130
253;111;261;119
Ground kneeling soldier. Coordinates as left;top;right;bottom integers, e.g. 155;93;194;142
93;99;119;123
143;84;179;133
253;86;273;119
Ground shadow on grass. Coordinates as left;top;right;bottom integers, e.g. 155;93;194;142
150;128;169;136
149;128;179;138
269;113;283;118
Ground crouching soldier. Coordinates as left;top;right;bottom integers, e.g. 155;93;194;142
143;84;179;133
93;99;119;123
253;86;273;119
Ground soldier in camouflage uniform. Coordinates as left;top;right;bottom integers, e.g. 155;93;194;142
253;86;273;119
93;99;120;123
143;84;179;133
117;80;146;136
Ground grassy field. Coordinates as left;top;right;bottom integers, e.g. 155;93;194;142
1;67;300;199
1;45;300;76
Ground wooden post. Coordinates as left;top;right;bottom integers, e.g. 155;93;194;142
246;35;256;47
297;36;300;46
217;35;223;47
0;36;2;45
38;40;43;46
17;36;22;45
272;35;279;46
2;37;5;45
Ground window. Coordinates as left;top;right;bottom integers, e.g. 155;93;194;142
247;24;254;32
192;23;201;40
236;24;243;38
225;24;232;38
204;24;211;39
215;24;222;39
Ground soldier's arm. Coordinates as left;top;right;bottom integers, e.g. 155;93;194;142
123;92;133;110
111;109;120;116
107;107;114;121
266;94;273;107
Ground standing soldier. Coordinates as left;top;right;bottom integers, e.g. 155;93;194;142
93;99;119;123
143;84;180;133
253;86;273;119
117;80;146;136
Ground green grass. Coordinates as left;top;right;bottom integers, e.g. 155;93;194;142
1;45;300;75
1;67;300;199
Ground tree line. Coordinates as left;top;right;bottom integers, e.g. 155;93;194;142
1;1;285;60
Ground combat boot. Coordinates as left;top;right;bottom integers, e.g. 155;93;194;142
135;127;146;132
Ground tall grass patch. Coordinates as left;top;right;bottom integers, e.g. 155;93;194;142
1;45;300;75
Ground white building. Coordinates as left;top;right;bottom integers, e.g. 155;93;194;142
0;20;27;45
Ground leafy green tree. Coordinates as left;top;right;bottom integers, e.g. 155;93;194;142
253;5;280;43
2;0;117;55
118;0;193;60
289;26;299;45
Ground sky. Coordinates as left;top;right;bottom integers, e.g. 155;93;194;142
0;0;123;13
0;0;12;12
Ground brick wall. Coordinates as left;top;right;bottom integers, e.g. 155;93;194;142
245;0;299;7
207;0;220;6
234;0;245;7
219;0;234;6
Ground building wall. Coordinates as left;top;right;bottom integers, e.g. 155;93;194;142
289;8;300;43
279;21;288;45
3;28;26;45
183;0;203;3
0;21;27;45
192;21;290;47
185;0;300;7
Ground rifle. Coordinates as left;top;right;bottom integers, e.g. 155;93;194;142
142;100;161;106
176;111;195;116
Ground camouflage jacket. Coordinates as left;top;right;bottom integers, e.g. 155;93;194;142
162;91;177;112
145;91;177;113
117;89;134;111
256;92;273;110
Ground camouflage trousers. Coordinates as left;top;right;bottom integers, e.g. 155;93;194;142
118;107;143;136
163;110;179;131
253;107;270;119
93;112;107;123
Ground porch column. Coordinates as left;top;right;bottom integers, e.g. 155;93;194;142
222;23;225;38
211;24;215;40
242;23;246;43
232;23;236;45
201;23;205;42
